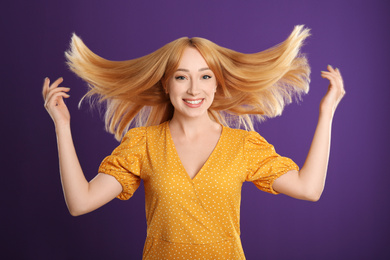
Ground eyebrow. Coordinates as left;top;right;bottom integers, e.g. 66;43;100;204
176;67;211;72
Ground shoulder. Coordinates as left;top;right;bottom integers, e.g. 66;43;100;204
223;127;271;152
123;121;168;139
223;126;264;141
123;126;147;140
223;126;246;136
146;121;168;132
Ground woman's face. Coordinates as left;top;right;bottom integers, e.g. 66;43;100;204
167;47;217;120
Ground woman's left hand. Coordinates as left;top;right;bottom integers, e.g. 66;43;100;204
273;65;345;201
320;65;345;116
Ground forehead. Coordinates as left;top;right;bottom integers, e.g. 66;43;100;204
177;47;209;69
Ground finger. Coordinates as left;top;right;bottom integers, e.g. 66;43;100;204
49;77;64;91
323;75;338;90
327;64;335;72
321;72;345;100
321;73;339;89
42;77;50;100
335;69;345;93
321;69;338;76
54;93;68;107
321;71;335;76
45;91;70;108
335;68;342;79
321;71;338;82
43;77;64;100
324;66;343;84
321;69;337;76
321;71;341;83
44;87;70;106
45;87;70;103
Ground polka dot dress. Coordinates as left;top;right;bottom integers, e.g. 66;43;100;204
99;121;298;259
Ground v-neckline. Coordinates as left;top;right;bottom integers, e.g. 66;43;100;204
166;121;224;182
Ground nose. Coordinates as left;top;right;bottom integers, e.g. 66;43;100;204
187;79;200;96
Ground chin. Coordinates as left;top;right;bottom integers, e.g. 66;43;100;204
175;108;210;120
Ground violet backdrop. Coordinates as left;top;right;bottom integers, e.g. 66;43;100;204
1;0;389;259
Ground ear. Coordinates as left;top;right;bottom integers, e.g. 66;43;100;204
162;82;169;94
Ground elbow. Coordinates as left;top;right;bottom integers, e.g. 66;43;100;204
68;207;84;217
306;194;321;202
69;209;83;217
67;203;89;217
304;189;323;202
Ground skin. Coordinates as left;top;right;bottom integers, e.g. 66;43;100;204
273;65;345;201
167;47;221;179
43;48;344;216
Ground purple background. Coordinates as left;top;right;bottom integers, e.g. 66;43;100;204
2;0;389;259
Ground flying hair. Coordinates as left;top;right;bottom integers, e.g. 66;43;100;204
65;25;311;141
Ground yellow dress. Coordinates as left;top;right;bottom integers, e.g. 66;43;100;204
98;121;298;259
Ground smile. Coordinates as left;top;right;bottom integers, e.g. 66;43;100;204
184;99;203;104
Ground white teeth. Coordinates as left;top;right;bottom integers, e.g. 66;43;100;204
185;99;202;104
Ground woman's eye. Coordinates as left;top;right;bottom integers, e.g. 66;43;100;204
202;75;212;79
175;76;186;80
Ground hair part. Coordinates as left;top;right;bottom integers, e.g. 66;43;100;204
66;25;311;141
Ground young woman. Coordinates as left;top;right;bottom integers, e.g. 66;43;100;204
43;25;345;259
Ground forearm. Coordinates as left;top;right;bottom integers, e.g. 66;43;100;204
298;111;333;200
273;66;344;201
55;123;90;215
44;77;121;216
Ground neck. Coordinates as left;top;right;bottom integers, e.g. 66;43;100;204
169;111;219;138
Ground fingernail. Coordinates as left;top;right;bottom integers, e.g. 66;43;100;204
328;64;333;68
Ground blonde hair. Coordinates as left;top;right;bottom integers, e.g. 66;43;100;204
66;25;310;141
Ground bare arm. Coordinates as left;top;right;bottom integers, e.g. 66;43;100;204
273;65;345;201
43;77;122;216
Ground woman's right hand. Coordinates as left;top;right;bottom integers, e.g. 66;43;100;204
42;77;71;127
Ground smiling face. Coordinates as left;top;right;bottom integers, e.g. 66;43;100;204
167;47;217;121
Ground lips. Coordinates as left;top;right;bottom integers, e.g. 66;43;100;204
183;99;203;104
183;98;204;107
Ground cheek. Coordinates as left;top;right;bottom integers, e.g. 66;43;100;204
166;84;183;106
209;82;217;94
167;85;180;97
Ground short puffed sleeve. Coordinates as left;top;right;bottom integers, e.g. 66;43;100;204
98;127;146;200
244;131;299;194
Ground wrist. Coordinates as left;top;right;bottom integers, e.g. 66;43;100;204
318;109;334;123
55;121;71;134
319;102;335;118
